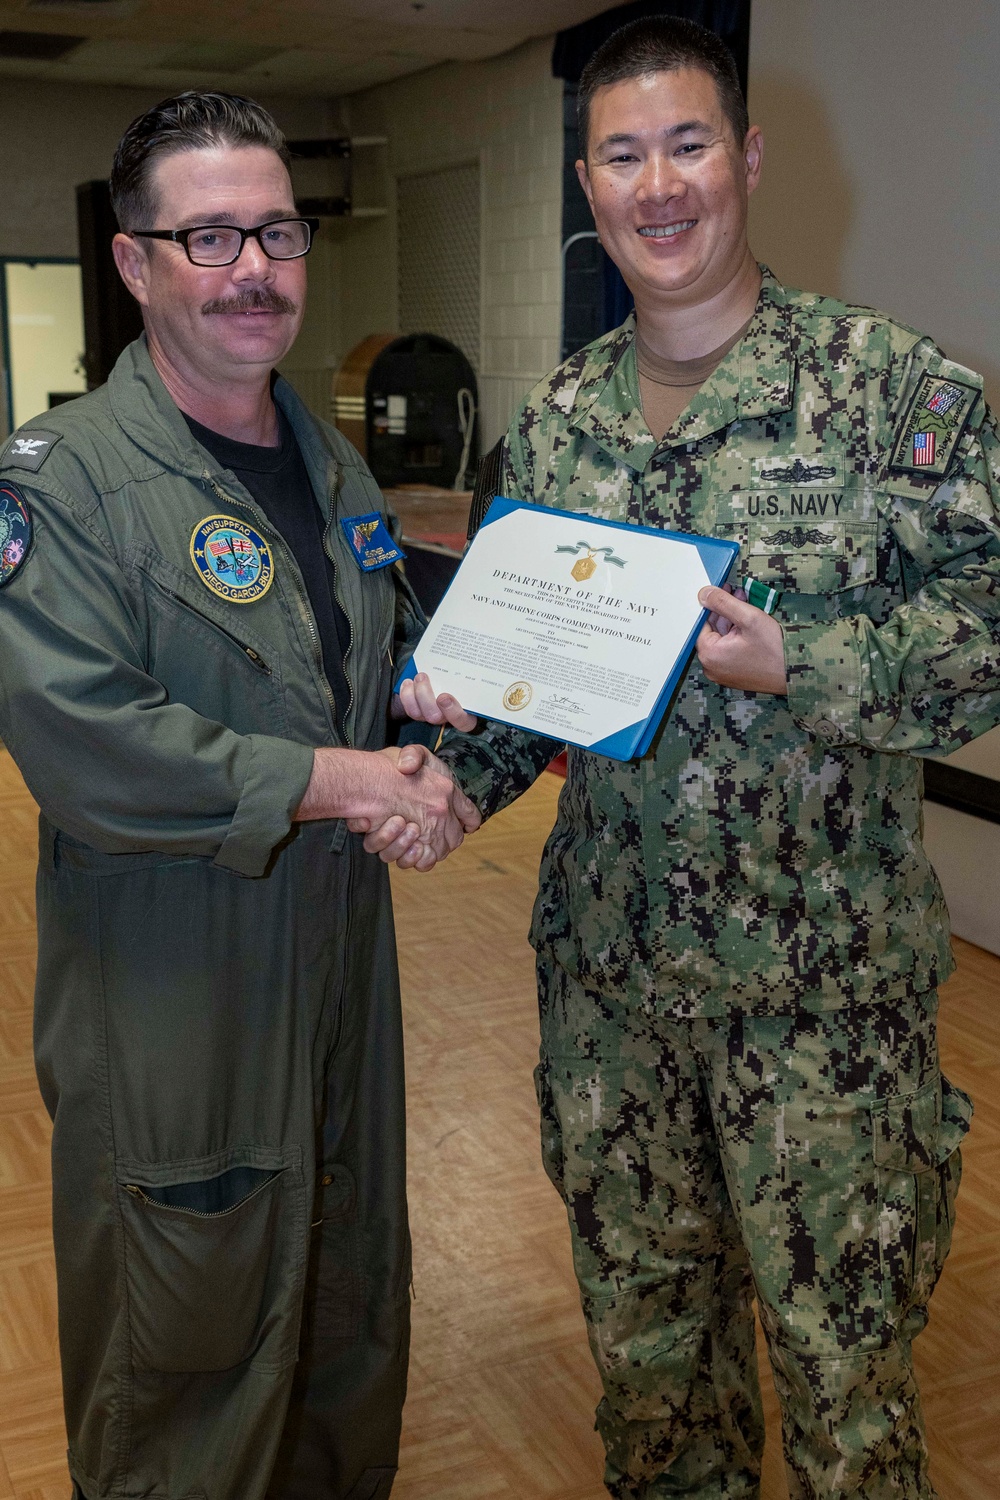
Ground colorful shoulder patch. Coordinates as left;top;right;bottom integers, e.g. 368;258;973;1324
4;429;62;472
189;515;274;604
889;371;980;477
341;512;404;572
0;483;32;588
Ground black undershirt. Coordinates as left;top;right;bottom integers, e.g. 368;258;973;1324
184;407;353;723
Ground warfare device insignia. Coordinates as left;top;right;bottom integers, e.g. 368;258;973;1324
757;458;838;485
765;527;835;548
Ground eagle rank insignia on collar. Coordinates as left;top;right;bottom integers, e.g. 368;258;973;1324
341;512;404;572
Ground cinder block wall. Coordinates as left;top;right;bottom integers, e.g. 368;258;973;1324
326;36;565;450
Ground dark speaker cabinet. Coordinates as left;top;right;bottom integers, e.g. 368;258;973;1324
76;179;145;390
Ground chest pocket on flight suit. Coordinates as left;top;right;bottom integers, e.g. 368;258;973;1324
127;541;292;738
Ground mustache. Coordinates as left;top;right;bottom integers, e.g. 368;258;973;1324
201;288;298;316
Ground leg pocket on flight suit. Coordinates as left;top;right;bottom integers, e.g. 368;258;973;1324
872;1074;972;1323
117;1149;305;1373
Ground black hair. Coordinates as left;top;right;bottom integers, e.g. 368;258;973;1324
110;90;291;231
578;15;749;157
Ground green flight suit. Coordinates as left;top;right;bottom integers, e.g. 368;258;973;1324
439;272;1000;1497
0;338;420;1500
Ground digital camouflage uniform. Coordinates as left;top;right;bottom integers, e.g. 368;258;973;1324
438;271;1000;1498
0;339;421;1500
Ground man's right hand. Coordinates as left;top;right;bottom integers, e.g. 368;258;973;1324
295;744;480;870
344;744;481;871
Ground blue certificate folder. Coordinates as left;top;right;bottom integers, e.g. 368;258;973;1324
396;497;739;761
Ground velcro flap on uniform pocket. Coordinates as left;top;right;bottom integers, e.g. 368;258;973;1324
872;1076;943;1174
937;1075;973;1160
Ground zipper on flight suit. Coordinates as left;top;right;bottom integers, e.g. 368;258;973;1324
206;475;343;739
124;1176;278;1217
322;508;355;730
151;579;273;675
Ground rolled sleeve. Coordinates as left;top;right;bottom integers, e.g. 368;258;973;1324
214;734;315;876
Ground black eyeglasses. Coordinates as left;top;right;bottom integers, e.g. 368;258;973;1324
132;217;320;267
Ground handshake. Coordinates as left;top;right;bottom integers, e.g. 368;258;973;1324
296;672;482;872
347;742;480;871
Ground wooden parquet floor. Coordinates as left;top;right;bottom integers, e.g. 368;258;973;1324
0;748;997;1499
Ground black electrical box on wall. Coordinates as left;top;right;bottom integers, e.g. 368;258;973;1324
76;179;144;390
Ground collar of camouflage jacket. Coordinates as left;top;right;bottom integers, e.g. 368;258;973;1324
106;334;341;514
567;266;796;470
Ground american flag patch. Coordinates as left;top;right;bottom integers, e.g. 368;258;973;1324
209;534;253;557
912;432;936;465
926;383;963;417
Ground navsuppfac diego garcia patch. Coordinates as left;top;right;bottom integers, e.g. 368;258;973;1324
190;515;274;603
0;483;32;588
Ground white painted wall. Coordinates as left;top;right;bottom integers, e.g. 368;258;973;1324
334;36;564;448
749;0;1000;954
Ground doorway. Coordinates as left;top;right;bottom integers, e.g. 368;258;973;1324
1;258;87;437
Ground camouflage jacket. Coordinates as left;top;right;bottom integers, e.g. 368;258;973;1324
439;271;1000;1016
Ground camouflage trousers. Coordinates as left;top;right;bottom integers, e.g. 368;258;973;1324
534;955;973;1500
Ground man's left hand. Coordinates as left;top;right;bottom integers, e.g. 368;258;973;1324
392;672;477;731
696;586;788;695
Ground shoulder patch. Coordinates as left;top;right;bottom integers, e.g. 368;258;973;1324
3;428;62;472
0;483;32;587
889;372;980;476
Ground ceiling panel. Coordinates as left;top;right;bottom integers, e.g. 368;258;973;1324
0;0;609;94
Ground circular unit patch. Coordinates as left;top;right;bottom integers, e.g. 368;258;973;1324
190;515;274;604
0;483;32;588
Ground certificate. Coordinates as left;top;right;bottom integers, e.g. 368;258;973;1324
399;498;739;760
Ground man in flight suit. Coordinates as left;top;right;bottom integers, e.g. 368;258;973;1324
0;93;477;1500
388;17;1000;1500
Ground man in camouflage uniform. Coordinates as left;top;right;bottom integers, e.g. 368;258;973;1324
390;16;1000;1500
